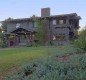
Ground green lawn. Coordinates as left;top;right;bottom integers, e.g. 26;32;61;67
0;47;57;79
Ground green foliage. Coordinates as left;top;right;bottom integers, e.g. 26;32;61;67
0;18;12;47
1;17;13;31
73;27;86;50
31;15;38;21
7;54;86;80
36;19;46;44
0;32;7;48
31;15;46;45
0;46;55;78
6;47;86;80
32;41;40;47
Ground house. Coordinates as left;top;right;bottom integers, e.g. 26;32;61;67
1;8;81;46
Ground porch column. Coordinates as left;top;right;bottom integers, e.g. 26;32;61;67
29;32;32;45
14;34;17;46
30;32;32;41
7;35;11;47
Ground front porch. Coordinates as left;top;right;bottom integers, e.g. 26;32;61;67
6;28;37;47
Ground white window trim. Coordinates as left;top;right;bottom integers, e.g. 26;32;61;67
59;20;64;24
34;22;37;27
53;35;56;40
53;20;57;25
16;23;21;28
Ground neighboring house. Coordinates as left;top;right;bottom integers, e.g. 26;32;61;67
1;8;81;46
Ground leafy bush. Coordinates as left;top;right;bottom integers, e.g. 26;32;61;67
0;42;7;48
73;27;86;50
0;32;7;48
32;41;40;47
45;42;53;46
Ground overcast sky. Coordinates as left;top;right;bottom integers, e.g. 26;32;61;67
0;0;86;28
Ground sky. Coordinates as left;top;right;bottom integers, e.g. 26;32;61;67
0;0;86;28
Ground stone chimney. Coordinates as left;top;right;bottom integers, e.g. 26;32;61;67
41;8;50;17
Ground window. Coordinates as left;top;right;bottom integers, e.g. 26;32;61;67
16;23;20;28
34;22;37;27
53;34;65;41
32;34;35;40
59;20;64;24
53;20;56;25
53;35;56;40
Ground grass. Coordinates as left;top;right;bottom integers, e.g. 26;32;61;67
0;46;84;80
6;46;86;80
0;46;57;79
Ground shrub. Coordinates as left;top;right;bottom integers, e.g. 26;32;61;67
73;27;86;50
0;32;7;48
0;42;7;48
7;47;86;80
32;41;40;47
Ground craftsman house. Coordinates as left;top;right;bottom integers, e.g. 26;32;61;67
1;8;81;46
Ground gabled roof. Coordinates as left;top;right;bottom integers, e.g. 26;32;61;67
11;28;31;33
6;27;36;34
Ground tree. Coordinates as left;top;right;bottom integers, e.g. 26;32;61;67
0;32;7;48
1;17;13;32
31;14;38;21
0;17;13;48
31;15;46;45
73;26;86;50
36;19;46;44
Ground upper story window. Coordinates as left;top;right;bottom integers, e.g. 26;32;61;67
59;20;64;24
16;23;20;28
34;22;37;27
53;20;57;25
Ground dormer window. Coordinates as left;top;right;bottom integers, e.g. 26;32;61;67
59;20;64;24
16;23;20;28
53;20;56;25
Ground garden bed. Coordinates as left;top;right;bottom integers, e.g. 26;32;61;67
6;46;86;80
